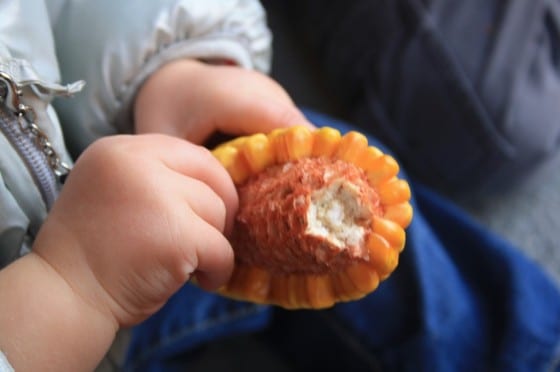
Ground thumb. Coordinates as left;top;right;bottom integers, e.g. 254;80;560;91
191;99;315;144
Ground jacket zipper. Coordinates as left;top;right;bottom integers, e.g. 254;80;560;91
0;105;59;210
0;70;80;211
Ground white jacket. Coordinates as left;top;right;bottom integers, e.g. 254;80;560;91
0;0;272;267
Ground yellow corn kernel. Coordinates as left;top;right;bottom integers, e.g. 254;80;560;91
329;276;347;302
306;274;336;309
366;232;399;278
332;270;363;302
212;146;251;184
286;126;314;160
241;266;272;304
378;178;411;205
384;202;414;228
212;145;236;165
286;274;310;309
241;133;275;173
270;126;314;163
272;276;306;309
269;274;291;307
352;146;384;170
345;263;380;294
334;131;369;163
365;155;400;186
311;127;341;157
230;154;252;185
221;265;247;299
265;128;285;158
221;136;248;150
380;256;399;280
372;216;406;252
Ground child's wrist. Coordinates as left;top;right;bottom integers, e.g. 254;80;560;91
29;251;120;332
31;221;122;329
0;252;118;370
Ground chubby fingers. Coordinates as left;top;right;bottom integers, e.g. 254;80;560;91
182;212;234;291
212;94;315;140
181;97;314;145
96;134;238;284
165;174;236;290
173;177;236;289
145;134;239;287
139;134;239;233
134;59;314;145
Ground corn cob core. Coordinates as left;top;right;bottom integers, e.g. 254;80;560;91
212;126;413;309
233;157;382;275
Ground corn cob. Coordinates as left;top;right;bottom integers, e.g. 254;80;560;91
211;126;413;309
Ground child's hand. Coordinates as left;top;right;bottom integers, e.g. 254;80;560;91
33;134;238;327
133;59;313;144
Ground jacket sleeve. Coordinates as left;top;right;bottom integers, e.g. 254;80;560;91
0;0;78;268
0;350;14;372
51;0;273;155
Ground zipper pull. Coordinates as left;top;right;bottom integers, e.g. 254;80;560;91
0;71;22;113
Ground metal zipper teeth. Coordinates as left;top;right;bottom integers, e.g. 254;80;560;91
0;105;58;210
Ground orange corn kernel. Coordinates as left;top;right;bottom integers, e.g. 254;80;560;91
366;232;400;278
378;178;411;205
384;202;414;229
372;216;406;252
212;146;251;184
270;125;314;163
306;274;336;309
311;126;342;157
352;146;384;171
240;134;275;173
334;131;369;163
365;155;400;186
345;263;380;294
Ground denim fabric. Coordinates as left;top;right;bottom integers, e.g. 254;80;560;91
124;285;272;372
125;111;560;371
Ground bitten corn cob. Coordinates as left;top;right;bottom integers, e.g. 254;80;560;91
211;126;413;309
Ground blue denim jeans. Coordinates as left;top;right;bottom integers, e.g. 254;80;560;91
124;111;560;371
